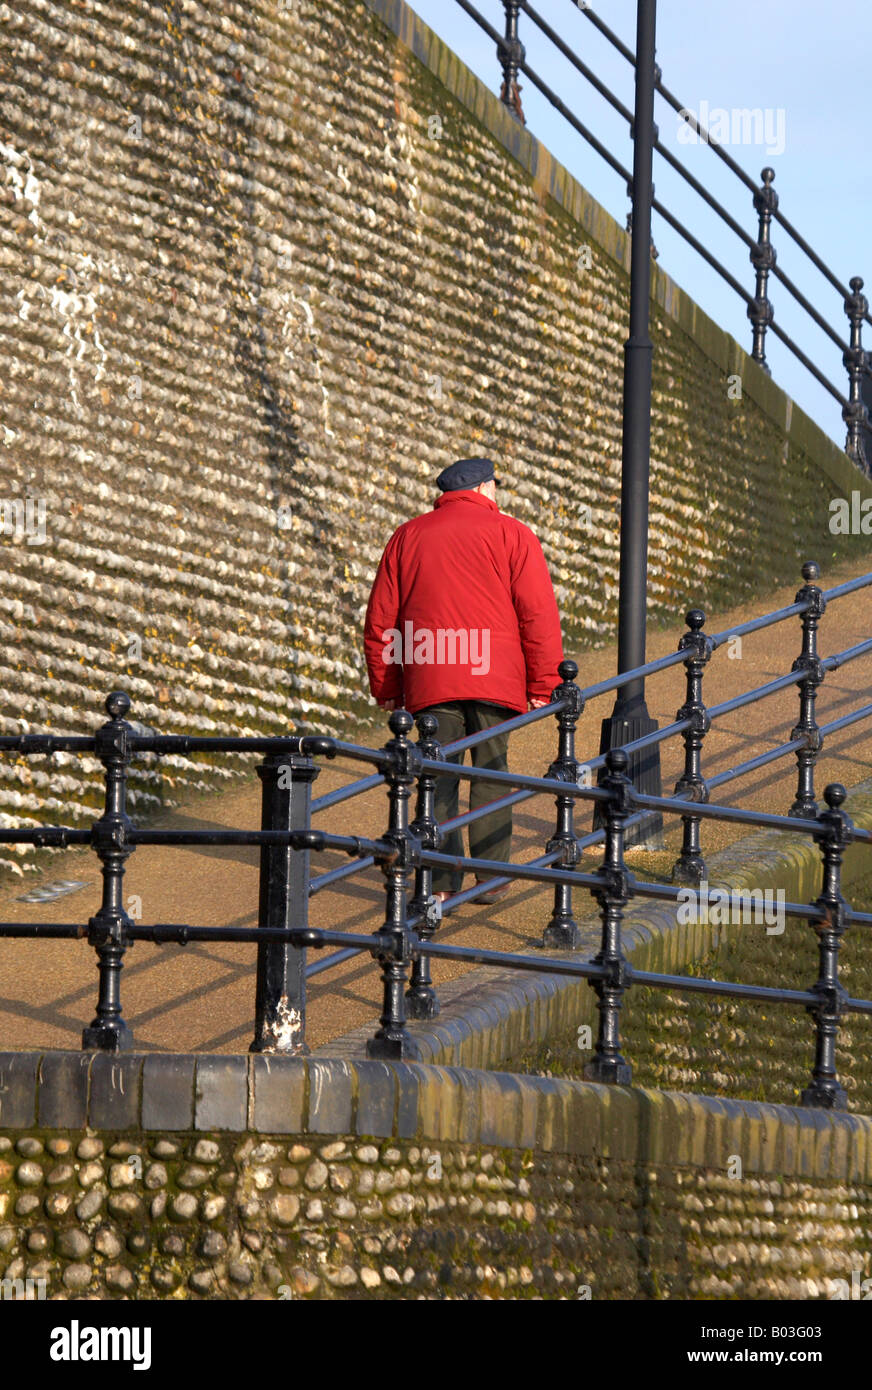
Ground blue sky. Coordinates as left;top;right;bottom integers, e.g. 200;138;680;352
407;0;872;447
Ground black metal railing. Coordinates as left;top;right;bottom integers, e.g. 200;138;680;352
457;0;872;471
2;560;872;1108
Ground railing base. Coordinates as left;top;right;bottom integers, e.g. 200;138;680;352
82;1021;134;1053
366;1035;413;1060
800;1081;848;1110
671;855;706;886
248;1040;310;1057
595;709;665;849
542;918;581;949
406;987;440;1020
583;1056;632;1085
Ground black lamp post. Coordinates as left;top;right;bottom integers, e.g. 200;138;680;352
596;0;663;845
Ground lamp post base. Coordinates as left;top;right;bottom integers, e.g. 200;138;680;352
595;704;664;849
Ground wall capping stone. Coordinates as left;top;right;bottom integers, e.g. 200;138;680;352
3;1048;872;1183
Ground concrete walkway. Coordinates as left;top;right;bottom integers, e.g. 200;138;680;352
0;554;870;1054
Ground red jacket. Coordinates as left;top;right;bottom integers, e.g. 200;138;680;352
364;490;564;714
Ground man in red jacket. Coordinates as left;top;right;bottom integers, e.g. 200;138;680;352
363;457;564;904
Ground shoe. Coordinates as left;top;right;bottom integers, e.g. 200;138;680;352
474;878;511;904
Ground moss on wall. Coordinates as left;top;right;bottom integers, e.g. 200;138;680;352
1;0;870;880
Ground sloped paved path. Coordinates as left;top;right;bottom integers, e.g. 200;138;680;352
0;555;870;1054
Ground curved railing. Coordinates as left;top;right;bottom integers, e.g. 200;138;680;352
451;0;872;471
0;560;871;1108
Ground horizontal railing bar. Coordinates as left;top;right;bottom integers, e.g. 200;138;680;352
817;702;872;738
619;716;689;756
629;790;819;834
0;922;382;949
420;849;607;889
707;699;872;795
630;789;872;842
767;318;848;405
629;966;817;1008
126;925;380;948
0;827;91;846
414;936;608;979
0;735;94;753
311;702;563;817
440;698;565;757
772;204;857;308
439;787;537;836
126;734;336;756
652;195;753;303
823;636;872;670
629;877;823;923
578;648;689;701
411;943;866;1012
841;995;872;1017
309;856;376;894
706;637;872;725
0;923;89;939
305;945;366;977
708;601;807;647
520;3;758;255
311;772;382;815
114;828;392;856
455;0;631;182
706;644;862;728
321;740;388;767
309;789;539;895
707;737;805;791
655;195;850;409
821;572;872;602
770;261;850;352
574;0;860;318
578;718;691;780
416;757;610;798
406;848;564;927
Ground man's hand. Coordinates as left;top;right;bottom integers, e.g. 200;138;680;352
379;698;397;711
528;697;550;710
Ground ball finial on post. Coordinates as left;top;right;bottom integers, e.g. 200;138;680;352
105;691;131;720
388;708;413;738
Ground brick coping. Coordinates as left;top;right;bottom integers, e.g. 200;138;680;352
0;1051;868;1183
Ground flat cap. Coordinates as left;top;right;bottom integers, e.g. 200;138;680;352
435;457;503;492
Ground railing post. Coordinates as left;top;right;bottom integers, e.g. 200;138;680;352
671;610;713;885
842;276;870;473
367;710;420;1059
249;747;320;1055
497;0;525;123
406;713;443;1019
543;659;584;949
584;748;633;1085
82;691;136;1051
789;561;826;820
801;782;852;1109
748;167;777;373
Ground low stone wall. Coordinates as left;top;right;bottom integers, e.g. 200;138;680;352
0;1051;870;1300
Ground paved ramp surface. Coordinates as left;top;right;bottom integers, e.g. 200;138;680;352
0;556;870;1053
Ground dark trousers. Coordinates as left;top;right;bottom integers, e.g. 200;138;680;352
414;700;516;894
